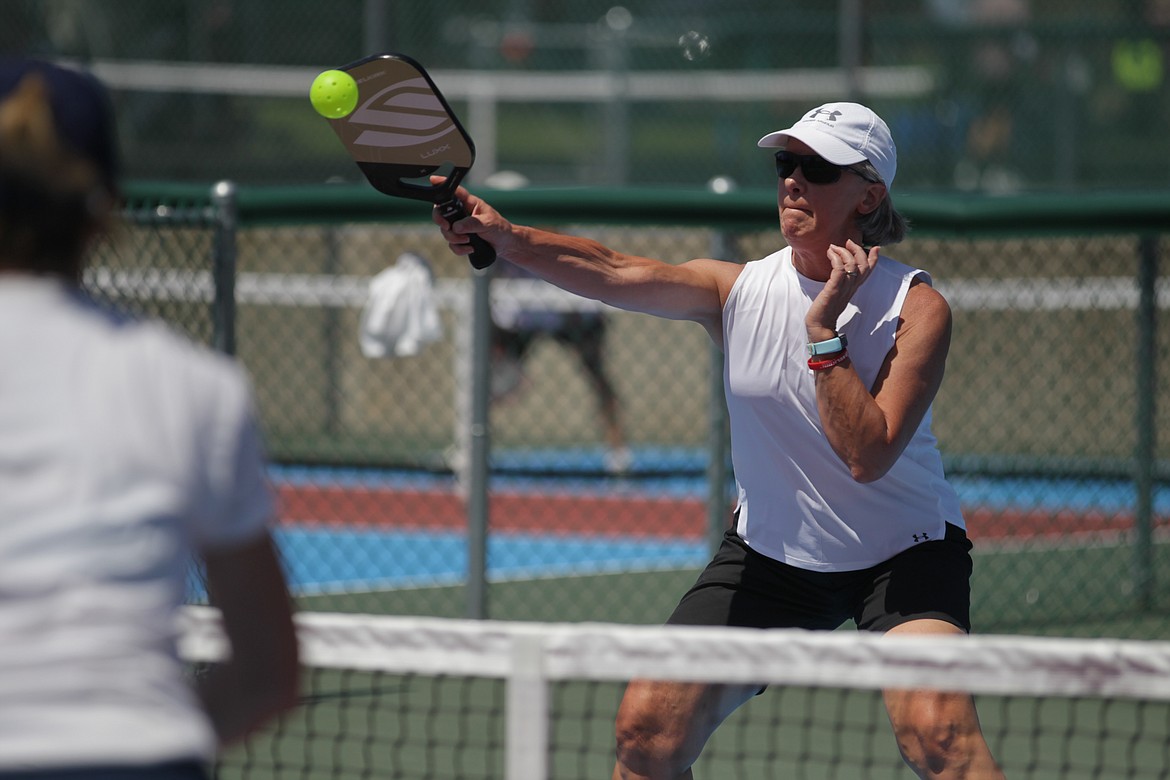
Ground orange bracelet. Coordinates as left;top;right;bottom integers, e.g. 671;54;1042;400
807;351;849;371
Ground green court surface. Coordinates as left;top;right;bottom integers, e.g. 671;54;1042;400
293;538;1170;637
218;667;1170;780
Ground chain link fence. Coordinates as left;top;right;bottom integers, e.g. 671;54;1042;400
92;183;1168;638
5;0;1170;191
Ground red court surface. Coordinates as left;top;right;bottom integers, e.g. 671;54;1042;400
276;484;1164;543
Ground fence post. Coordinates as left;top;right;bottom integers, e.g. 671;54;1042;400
322;227;342;436
1133;235;1159;611
467;266;493;620
838;0;863;101
706;230;733;555
210;180;237;357
706;340;730;555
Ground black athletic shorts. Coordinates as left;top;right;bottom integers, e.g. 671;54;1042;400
667;522;973;634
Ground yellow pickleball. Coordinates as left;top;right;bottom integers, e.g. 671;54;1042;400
310;69;359;119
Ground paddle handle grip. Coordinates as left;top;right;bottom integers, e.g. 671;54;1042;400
438;198;496;270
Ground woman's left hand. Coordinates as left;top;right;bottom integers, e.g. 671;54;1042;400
806;240;879;337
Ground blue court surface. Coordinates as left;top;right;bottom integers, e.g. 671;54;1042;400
278;528;706;595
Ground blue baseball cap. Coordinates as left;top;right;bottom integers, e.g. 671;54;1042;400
0;58;119;193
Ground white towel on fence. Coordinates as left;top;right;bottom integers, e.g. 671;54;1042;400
359;253;443;358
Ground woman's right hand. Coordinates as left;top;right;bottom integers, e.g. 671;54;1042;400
430;178;509;259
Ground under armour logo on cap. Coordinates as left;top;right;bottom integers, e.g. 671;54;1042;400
757;101;897;188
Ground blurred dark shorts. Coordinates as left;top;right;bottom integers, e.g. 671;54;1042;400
502;311;605;349
0;762;208;780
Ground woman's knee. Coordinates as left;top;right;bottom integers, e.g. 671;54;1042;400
613;684;698;775
614;679;758;777
885;690;991;776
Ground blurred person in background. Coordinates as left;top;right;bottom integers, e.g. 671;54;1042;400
433;102;1003;779
490;260;632;474
480;171;631;474
929;0;1035;193
0;59;299;779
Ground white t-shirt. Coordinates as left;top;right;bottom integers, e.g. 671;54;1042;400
0;276;275;768
723;248;965;572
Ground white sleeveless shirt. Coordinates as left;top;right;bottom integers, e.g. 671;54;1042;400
723;247;964;571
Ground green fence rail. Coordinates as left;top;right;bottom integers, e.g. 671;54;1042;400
125;182;1170;234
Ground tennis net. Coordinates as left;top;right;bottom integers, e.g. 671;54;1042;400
180;608;1170;779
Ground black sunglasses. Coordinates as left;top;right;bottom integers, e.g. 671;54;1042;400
774;151;877;185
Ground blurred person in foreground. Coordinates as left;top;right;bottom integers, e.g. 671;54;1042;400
0;59;299;779
433;103;1003;779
